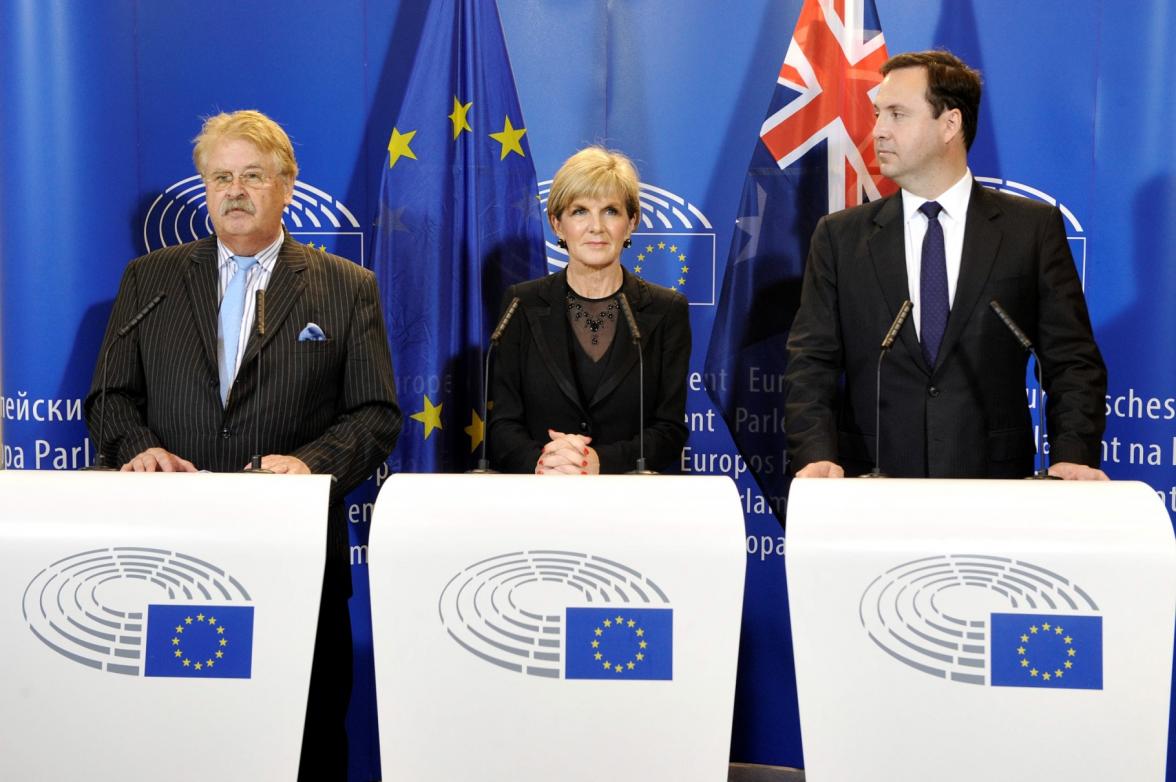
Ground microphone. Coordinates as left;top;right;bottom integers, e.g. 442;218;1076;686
86;291;167;470
245;289;272;473
469;297;521;473
864;300;912;478
989;300;1054;479
617;292;655;475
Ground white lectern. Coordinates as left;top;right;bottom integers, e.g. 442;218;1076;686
786;479;1176;782
369;474;746;782
0;471;330;781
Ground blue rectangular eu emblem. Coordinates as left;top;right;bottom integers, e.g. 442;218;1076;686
144;604;254;679
565;607;672;680
989;613;1101;689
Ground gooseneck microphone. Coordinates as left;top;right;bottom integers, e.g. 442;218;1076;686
85;291;167;470
469;296;521;473
617;292;655;475
245;289;272;473
864;300;913;478
989;300;1054;479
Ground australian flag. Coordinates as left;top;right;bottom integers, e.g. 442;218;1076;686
703;0;896;524
373;0;547;472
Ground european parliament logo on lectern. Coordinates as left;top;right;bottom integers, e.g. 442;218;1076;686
860;553;1102;690
438;550;673;681
23;547;255;679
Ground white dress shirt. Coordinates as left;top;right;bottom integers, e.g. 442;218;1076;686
216;232;282;381
901;169;974;339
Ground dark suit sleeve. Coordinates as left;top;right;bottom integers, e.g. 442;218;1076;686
783;215;845;471
487;286;544;473
84;258;165;465
1035;208;1106;466
290;271;402;499
592;291;690;473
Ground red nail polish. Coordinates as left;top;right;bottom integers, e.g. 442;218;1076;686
580;470;587;475
581;460;588;467
583;448;589;455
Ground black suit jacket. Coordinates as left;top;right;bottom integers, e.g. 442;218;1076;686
85;234;402;563
488;268;690;473
784;182;1106;477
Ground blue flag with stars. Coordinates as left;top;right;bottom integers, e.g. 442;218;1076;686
564;607;673;680
373;0;547;472
989;613;1102;689
143;604;254;679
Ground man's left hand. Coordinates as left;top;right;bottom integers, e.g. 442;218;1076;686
1048;461;1109;481
245;455;311;474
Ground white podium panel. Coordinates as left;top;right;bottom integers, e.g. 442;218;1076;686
0;471;330;781
369;474;746;782
786;479;1176;782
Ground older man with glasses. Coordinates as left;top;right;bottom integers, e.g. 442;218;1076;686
84;109;402;779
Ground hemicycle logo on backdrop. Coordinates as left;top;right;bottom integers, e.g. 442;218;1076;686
540;180;716;306
142;175;365;263
860;554;1103;690
439;550;673;681
978;177;1088;287
23;548;255;679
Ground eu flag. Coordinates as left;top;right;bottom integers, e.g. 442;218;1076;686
702;0;894;524
373;0;547;473
143;604;254;679
989;613;1102;689
564;607;672;681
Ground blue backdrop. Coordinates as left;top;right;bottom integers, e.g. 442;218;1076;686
2;2;1173;779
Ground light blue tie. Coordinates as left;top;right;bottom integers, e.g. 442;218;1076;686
218;255;258;406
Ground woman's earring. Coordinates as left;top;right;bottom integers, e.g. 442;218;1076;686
623;237;633;249
557;238;568;249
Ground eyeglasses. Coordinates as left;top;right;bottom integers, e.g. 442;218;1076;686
203;169;278;191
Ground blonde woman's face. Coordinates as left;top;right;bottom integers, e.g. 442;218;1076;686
551;193;636;272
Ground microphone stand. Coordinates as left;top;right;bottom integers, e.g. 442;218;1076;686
618;292;656;475
863;299;912;478
469;297;521;474
989;300;1056;480
245;289;272;473
84;291;167;471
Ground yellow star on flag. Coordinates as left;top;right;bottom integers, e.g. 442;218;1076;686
464;410;484;453
411;395;444;440
449;97;473;140
489;116;527;160
387;127;417;168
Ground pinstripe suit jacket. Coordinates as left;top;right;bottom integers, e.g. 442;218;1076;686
85;234;402;559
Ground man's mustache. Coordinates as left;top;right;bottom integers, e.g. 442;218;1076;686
220;196;256;215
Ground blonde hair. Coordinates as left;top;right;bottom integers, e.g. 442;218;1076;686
546;146;640;221
192;110;298;182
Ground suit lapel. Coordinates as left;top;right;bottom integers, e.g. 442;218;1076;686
183;237;220;373
938;182;1002;368
240;235;307;368
524;271;585;414
867;195;927;373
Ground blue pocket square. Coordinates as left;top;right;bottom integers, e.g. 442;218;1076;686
298;323;327;342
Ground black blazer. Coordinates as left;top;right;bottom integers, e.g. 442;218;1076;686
85;234;402;563
488;268;690;473
784;181;1106;477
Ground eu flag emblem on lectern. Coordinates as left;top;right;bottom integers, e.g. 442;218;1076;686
144;605;255;679
565;607;672;680
989;613;1102;689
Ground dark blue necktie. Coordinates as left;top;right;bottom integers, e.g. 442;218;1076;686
919;201;948;368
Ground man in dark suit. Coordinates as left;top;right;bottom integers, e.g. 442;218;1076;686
783;50;1106;480
85;110;402;779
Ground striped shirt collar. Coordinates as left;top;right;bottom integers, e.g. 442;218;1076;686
215;232;284;276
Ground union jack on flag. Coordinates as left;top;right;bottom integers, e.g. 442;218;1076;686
704;0;893;525
762;0;896;211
